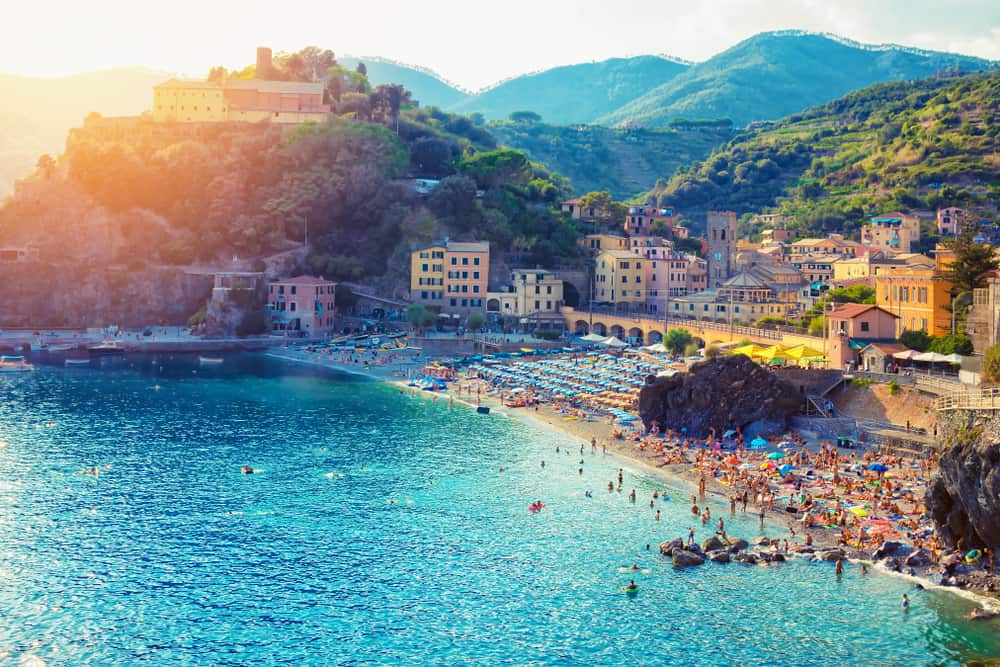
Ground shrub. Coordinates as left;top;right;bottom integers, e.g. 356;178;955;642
984;343;1000;384
887;379;900;395
533;329;561;340
705;345;722;359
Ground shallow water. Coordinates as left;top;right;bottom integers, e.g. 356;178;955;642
0;354;998;666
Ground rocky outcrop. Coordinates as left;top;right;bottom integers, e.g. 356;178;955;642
659;538;684;556
926;412;1000;551
707;550;731;563
727;538;750;553
638;355;802;437
701;536;726;552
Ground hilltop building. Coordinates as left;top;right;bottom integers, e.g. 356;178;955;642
409;240;490;314
578;233;629;257
761;228;795;244
874;266;953;336
151;47;330;124
266;275;337;337
624;204;679;236
706;210;737;287
788;234;861;258
937;207;965;236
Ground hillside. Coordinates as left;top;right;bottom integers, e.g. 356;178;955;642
339;56;468;109
448;56;689;124
490;120;730;199
598;31;995;128
646;72;1000;239
0;68;168;197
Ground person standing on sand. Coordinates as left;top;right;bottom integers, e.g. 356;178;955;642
591;437;597;454
759;507;766;528
688;528;695;546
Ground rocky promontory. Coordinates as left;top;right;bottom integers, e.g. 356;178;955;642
637;355;802;438
926;412;1000;552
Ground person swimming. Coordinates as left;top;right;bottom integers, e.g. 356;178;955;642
241;465;254;475
75;467;100;476
902;593;910;611
623;580;638;592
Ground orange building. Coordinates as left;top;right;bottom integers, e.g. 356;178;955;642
266;276;337;337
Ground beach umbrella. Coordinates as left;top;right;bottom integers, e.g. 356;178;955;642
722;429;738;439
914;351;949;363
729;343;764;358
601;336;629;348
580;333;606;342
725;456;740;464
892;349;920;361
757;345;792;363
766;451;785;460
778;463;794;476
785;344;824;360
941;353;963;365
750;437;768;449
849;507;868;517
867;463;889;472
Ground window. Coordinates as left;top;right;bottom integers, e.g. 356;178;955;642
451;257;457;265
290;302;297;312
473;257;480;266
291;286;297;295
860;321;870;333
462;257;469;265
461;299;468;307
461;271;468;279
450;298;457;307
473;286;479;293
535;300;541;310
422;264;428;272
473;271;479;280
546;301;552;309
546;286;552;295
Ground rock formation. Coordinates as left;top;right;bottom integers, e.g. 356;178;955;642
926;412;1000;551
637;355;802;438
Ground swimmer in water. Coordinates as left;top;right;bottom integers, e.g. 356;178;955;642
902;593;910;611
541;460;545;468
608;481;614;491
241;465;254;475
624;580;637;592
75;467;100;476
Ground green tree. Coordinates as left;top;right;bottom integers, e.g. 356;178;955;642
927;334;973;355
983;343;1000;384
944;224;999;294
663;328;693;355
459;149;531;189
578;191;628;227
509;110;542;124
406;305;428;332
899;329;932;351
808;316;824;336
705;345;722;359
355;62;367;76
466;311;485;331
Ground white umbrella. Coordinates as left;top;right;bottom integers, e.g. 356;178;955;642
941;353;963;365
914;351;949;363
601;336;629;348
642;343;669;353
892;349;920;360
580;333;605;342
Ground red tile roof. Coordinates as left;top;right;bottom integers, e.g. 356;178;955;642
272;275;335;285
830;303;897;319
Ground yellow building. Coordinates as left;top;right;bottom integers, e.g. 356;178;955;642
410;240;490;313
875;266;953;336
486;269;565;325
153;79;228;123
594;250;644;306
787;234;861;258
410;243;446;305
578;233;629;257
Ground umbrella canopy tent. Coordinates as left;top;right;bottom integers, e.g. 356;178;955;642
914;351;950;363
766;451;785;460
642;343;669;354
601;336;629;348
941;353;963;365
868;463;889;472
749;437;768;450
729;343;764;358
580;333;606;343
757;345;792;362
892;349;921;361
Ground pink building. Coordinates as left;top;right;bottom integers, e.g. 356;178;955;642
625;205;677;236
826;303;899;370
267;276;337;337
937;207;965;236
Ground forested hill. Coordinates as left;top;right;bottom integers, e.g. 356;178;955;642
598;32;995;128
339;57;468;109
490;119;731;199
448;56;689;125
646;72;1000;240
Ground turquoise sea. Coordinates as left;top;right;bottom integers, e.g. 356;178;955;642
1;354;998;666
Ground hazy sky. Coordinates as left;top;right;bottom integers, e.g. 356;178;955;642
2;0;997;89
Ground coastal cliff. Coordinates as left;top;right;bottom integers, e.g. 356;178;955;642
926;411;1000;551
637;355;802;438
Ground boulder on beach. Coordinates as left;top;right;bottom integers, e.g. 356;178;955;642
733;552;759;564
753;536;772;547
816;549;845;562
637;355;802;437
757;552;786;563
659;538;684;556
673;550;705;567
905;548;932;568
873;541;909;561
707;550;731;563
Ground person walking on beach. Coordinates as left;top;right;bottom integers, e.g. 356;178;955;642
655;510;660;522
730;495;737;514
687;528;695;546
591;437;597;454
758;507;766;528
742;491;749;513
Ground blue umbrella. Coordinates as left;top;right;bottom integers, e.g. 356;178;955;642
723;429;738;439
868;463;889;472
778;463;794;477
750;437;768;449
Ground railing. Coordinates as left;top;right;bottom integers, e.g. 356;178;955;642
934;386;1000;412
915;374;962;395
570;308;818;342
850;371;915;385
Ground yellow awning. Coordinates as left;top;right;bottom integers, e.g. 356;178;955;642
729;343;765;358
757;345;792;361
785;344;825;360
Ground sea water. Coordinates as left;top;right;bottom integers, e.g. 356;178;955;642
0;354;998;666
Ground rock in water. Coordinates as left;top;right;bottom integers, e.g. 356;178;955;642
905;548;932;568
701;536;725;552
637;355;802;437
672;550;705;567
816;549;845;562
707;550;731;563
753;536;772;546
659;538;684;556
873;541;908;561
727;538;749;553
926;417;1000;552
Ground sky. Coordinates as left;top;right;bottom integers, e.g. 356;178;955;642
2;0;997;90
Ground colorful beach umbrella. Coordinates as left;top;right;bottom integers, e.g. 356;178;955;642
729;343;764;358
766;451;785;460
867;463;889;472
757;345;792;362
750;437;768;449
849;507;868;517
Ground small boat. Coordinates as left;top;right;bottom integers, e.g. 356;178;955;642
199;356;224;365
89;340;125;357
476;406;490;414
64;358;91;367
0;355;34;372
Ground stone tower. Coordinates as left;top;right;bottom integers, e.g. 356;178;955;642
706;210;737;287
256;47;274;80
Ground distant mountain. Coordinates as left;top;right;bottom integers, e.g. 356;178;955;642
339;57;469;109
490;120;729;199
448;56;690;125
598;31;996;128
0;68;166;196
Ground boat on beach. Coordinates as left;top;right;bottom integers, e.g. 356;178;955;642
88;340;126;358
199;356;224;365
64;358;91;367
0;355;35;372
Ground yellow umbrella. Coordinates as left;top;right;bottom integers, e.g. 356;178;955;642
757;345;792;362
848;506;868;518
785;344;825;360
730;343;764;358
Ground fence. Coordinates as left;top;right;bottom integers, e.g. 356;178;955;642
934;386;1000;412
